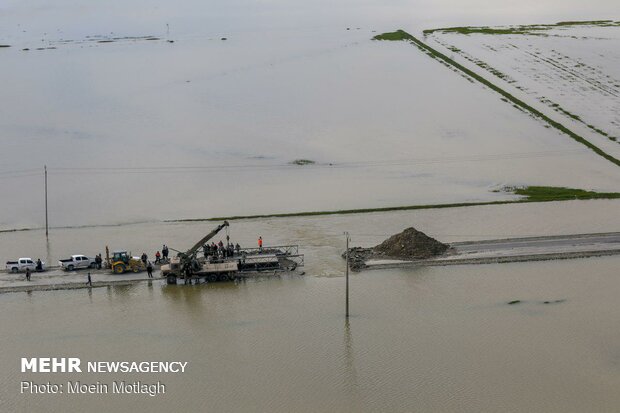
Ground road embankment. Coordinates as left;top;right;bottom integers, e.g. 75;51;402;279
0;269;161;294
353;232;620;271
363;249;620;271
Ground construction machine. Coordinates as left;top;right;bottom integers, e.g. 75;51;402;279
105;246;146;274
162;221;230;284
161;220;304;285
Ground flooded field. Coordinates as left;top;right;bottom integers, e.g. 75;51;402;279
2;2;620;229
426;22;620;154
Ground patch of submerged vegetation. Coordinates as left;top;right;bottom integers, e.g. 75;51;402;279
424;20;620;36
509;186;620;201
508;299;567;306
427;27;540;36
556;20;616;26
543;299;566;304
172;186;620;222
289;159;316;165
372;30;415;41
540;98;618;143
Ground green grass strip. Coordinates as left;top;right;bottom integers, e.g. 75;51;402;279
512;186;620;201
372;30;620;167
168;186;620;222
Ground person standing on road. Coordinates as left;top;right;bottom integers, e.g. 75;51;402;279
155;251;161;264
86;272;92;287
258;236;263;252
147;261;153;278
25;267;31;281
162;245;169;260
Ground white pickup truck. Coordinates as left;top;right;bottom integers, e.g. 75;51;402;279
5;258;46;273
58;255;96;271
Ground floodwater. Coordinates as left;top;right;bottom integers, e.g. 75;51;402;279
2;255;620;412
1;0;620;229
0;201;620;412
1;199;620;274
2;1;620;411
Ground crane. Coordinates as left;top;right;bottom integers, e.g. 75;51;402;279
163;221;229;283
177;220;229;265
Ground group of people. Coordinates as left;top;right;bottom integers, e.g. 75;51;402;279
154;245;169;264
204;240;241;260
139;244;172;278
142;249;167;265
139;251;158;278
23;259;43;281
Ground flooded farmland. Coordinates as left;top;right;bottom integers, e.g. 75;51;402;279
2;0;620;411
1;1;620;229
425;22;620;152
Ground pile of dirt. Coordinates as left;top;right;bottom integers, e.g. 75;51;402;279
343;227;450;271
372;227;449;259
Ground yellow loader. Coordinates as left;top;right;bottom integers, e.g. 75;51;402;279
105;246;146;274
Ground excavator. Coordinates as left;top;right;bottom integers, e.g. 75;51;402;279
105;246;146;274
161;221;232;284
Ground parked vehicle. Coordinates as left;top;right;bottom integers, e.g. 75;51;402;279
5;258;46;273
58;255;96;271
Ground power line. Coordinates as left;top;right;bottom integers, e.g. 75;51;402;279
0;172;41;180
43;149;582;176
0;168;41;176
0;148;586;179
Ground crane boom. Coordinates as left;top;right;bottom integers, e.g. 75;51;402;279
184;221;229;258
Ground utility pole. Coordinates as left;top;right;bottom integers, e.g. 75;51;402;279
44;165;48;237
345;231;350;317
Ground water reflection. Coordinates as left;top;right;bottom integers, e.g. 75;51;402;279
342;318;360;405
103;284;138;305
160;284;209;321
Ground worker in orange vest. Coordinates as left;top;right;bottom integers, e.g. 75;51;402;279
258;236;263;252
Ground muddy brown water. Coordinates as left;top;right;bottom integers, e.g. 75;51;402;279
2;256;620;412
1;201;620;412
2;0;620;410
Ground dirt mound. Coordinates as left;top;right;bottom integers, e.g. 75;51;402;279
372;227;448;259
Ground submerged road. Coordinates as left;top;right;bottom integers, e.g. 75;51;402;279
3;233;620;290
452;232;620;255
